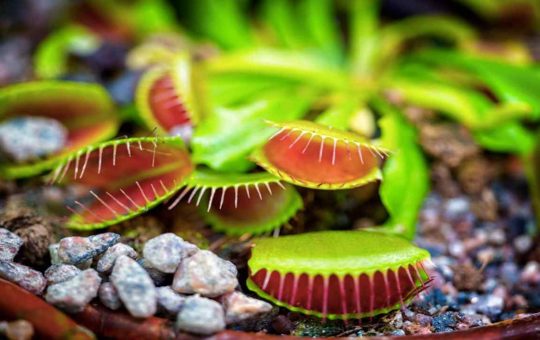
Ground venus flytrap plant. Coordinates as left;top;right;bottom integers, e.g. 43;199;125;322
135;53;202;138
169;169;302;235
49;136;193;230
0;81;119;179
247;231;431;320
252;120;388;190
19;0;540;324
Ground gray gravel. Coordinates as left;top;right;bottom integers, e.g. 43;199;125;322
48;243;61;265
96;243;137;273
57;237;95;265
87;233;120;254
0;228;23;261
172;250;238;297
137;258;171;286
57;233;119;266
111;255;157;318
176;295;225;335
156;286;185;315
45;269;101;313
44;264;81;285
221;291;273;324
0;260;46;295
143;233;197;273
99;282;122;310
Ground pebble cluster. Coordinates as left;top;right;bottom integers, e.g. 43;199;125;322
0;230;272;335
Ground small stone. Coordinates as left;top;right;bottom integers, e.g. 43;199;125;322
0;319;34;340
137;258;170;286
500;262;520;286
473;295;504;318
172;250;238;297
99;282;122;310
451;262;484;291
49;243;61;265
12;222;53;267
111;255;156;318
444;197;470;218
156;286;185;315
514;235;532;253
413;313;433;327
520;261;540;284
96;243;137;273
176;295;225;335
57;237;95;265
430;162;460;198
0;260;46;295
470;189;498;221
419;122;479;168
221;291;272;324
45;269;101;313
271;314;294;335
0;228;23;261
487;229;506;246
448;242;465;258
44;264;81;285
143;233;196;273
58;233;119;265
87;232;120;254
457;157;492;195
0;116;68;163
390;329;406;336
432;312;459;332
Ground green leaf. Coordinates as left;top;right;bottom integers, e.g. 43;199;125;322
473;121;535;155
411;49;540;119
260;0;310;49
260;0;344;64
298;0;344;63
348;0;380;76
385;71;494;128
209;73;297;107
180;0;254;50
205;49;350;90
192;87;318;172
379;16;475;64
34;25;100;79
376;100;429;240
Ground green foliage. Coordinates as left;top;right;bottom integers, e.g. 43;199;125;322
34;25;100;79
8;0;538;248
376;100;429;240
192;86;319;172
178;0;254;49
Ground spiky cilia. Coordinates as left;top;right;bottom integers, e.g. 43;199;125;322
248;231;431;320
136;53;201;137
50;136;193;230
252;120;389;190
0;81;119;179
168;169;302;235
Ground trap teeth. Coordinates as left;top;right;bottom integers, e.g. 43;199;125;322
252;120;388;190
247;230;430;320
55;137;193;230
171;170;302;235
136;53;200;137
